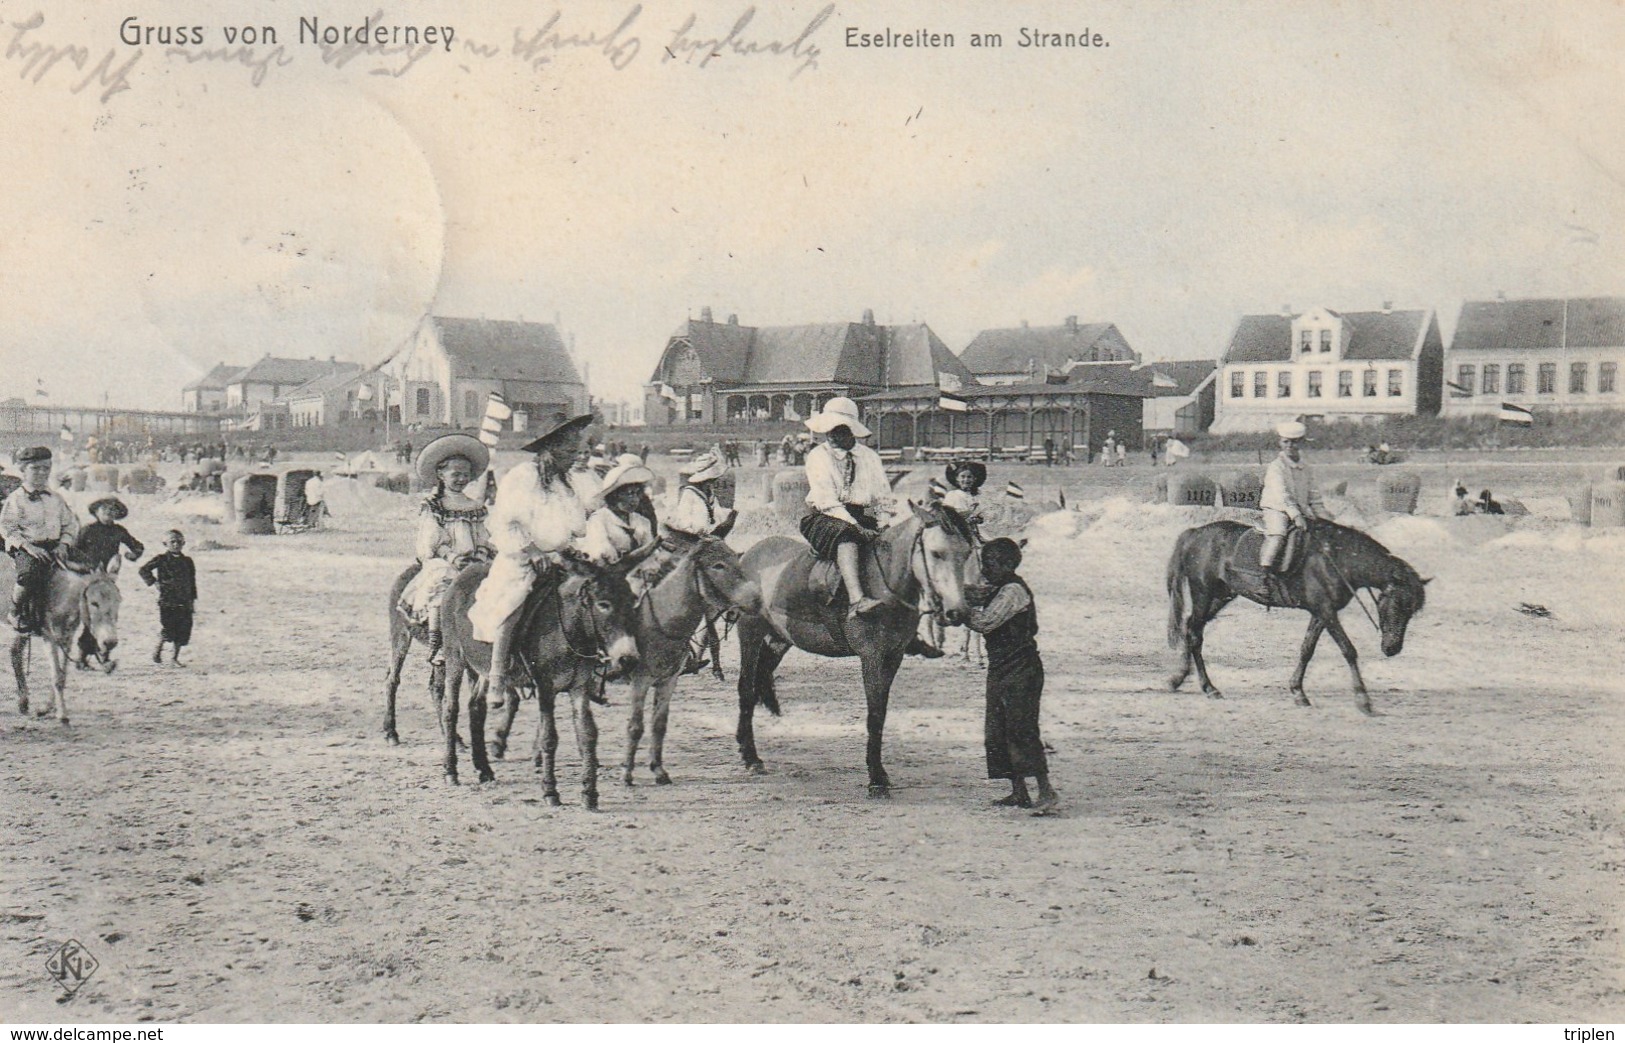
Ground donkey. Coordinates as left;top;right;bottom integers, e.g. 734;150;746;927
734;502;975;797
615;536;763;786
437;560;640;809
2;556;122;725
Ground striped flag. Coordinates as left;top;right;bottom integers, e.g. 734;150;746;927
927;477;949;500
938;390;969;413
1005;481;1024;500
1497;401;1533;425
479;391;513;447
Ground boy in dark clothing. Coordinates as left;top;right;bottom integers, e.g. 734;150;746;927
139;530;197;665
72;497;143;669
964;537;1058;815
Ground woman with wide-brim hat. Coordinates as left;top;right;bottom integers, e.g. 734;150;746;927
799;396;894;617
579;459;660;571
399;433;493;663
466;412;597;698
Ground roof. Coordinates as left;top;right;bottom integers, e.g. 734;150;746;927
433;317;583;385
231;356;350;387
959;321;1131;375
1222;309;1430;364
1451;297;1625;352
280;364;366;401
655;315;975;390
962;367;1154;399
1143;359;1217;397
183;363;243;392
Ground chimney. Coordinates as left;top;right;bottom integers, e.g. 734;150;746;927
862;308;875;326
1495;290;1507;302
1381;301;1393;314
700;306;713;323
1280;304;1292;315
727;313;738;325
1065;315;1078;332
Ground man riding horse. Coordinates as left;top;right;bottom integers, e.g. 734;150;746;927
1260;420;1330;574
466;413;597;701
2;446;80;636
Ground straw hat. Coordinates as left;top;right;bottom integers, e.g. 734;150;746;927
1275;420;1307;440
597;460;654;499
804;397;870;437
415;433;489;487
680;449;727;484
519;413;595;454
945;460;986;491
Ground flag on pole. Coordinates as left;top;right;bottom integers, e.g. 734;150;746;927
1497;401;1533;425
479;391;513;447
1005;481;1024;500
927;477;949;500
1446;379;1472;397
938;390;968;413
35;379;48;398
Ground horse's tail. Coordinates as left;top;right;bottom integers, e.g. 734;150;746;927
1166;532;1189;649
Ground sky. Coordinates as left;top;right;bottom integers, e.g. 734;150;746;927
3;0;1623;411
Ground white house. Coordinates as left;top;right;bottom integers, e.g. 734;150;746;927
1443;296;1624;417
389;317;588;433
1211;305;1445;433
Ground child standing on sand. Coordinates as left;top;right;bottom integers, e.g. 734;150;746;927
139;530;197;666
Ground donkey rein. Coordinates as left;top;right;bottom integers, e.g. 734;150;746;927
1316;537;1382;633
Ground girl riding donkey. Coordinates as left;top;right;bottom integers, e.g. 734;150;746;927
398;434;495;665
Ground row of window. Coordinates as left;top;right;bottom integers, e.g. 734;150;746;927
1229;368;1403;399
1299;329;1334;353
1454;361;1617;397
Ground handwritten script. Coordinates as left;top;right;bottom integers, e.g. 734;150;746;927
6;13;140;103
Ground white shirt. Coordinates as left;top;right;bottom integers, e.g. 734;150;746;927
804;442;892;526
304;476;324;505
579;506;655;566
488;461;586;559
665;483;733;536
1261;452;1327;521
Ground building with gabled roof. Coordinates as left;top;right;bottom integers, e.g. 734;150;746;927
388;316;588;435
1211;304;1444;433
225;356;357;415
1443;296;1625;416
644;307;976;427
1141;359;1219;435
959;316;1138;385
181;363;243;414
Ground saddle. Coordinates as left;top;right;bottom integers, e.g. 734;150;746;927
1226;526;1307;606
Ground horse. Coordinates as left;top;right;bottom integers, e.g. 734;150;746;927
614;536;763;787
1;556;122;725
1165;518;1429;715
734;501;975;797
436;559;641;809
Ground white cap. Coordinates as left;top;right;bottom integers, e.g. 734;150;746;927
1276;420;1307;440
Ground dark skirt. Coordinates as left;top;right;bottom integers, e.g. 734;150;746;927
985;648;1046;779
799;507;878;561
159;603;194;646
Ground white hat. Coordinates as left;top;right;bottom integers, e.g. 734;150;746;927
1276;420;1307;440
597;461;654;499
680;449;727;483
804;396;870;438
615;453;644;468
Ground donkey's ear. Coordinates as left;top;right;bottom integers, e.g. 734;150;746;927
1017;538;1028;549
1421;576;1433;585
